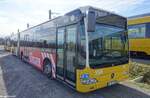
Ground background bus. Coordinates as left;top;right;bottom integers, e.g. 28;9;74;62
128;13;150;57
4;34;18;55
10;33;19;56
4;34;19;55
4;37;11;51
0;37;5;50
11;6;129;92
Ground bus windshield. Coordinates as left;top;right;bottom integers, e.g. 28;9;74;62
88;24;128;68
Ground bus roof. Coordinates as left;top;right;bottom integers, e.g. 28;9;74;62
79;6;126;18
128;13;150;25
128;13;150;20
20;6;126;33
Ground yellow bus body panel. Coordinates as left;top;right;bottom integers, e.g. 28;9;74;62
128;16;150;25
129;38;150;55
76;64;129;93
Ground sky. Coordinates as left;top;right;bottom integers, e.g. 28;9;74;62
0;0;150;37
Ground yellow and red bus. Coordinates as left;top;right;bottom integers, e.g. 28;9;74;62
11;6;129;92
128;13;150;57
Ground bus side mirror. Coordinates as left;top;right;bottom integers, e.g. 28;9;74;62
87;11;96;32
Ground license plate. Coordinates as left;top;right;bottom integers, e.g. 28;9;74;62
107;81;117;86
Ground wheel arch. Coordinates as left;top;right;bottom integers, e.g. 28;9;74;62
42;57;52;70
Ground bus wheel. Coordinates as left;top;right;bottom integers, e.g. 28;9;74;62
43;60;52;78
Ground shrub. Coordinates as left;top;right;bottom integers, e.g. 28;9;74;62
129;62;150;79
143;71;150;84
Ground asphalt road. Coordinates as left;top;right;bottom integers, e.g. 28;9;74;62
0;50;150;98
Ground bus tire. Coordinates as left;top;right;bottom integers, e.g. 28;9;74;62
43;60;52;78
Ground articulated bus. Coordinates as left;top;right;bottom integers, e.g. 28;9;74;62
11;6;129;92
128;13;150;57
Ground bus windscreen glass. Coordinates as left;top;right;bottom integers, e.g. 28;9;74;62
88;23;128;68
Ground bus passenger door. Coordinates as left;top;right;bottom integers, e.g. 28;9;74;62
56;25;77;86
24;34;30;59
65;25;76;86
56;28;65;79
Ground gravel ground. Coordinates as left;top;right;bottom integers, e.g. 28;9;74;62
0;50;150;98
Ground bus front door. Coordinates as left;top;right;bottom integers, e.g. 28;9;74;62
57;27;65;79
57;25;76;86
65;25;76;86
